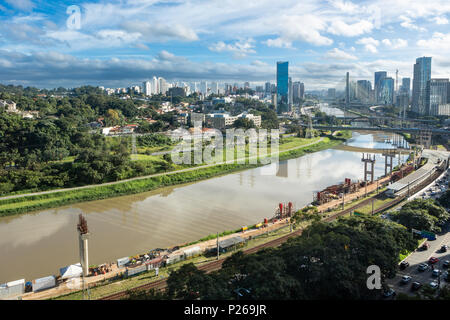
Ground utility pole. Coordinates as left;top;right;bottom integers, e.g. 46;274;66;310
216;232;219;261
372;199;374;215
77;214;89;301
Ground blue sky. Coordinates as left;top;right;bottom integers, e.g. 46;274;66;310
0;0;450;89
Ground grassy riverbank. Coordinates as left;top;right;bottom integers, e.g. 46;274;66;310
0;132;349;217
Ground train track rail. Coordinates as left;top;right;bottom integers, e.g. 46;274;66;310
99;167;446;300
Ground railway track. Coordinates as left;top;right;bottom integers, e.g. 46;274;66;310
100;228;304;300
99;167;446;300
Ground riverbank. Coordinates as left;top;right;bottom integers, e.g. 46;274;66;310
0;133;350;217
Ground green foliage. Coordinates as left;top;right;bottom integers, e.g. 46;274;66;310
136;216;417;300
391;199;450;233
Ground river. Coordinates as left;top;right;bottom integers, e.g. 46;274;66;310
0;131;409;283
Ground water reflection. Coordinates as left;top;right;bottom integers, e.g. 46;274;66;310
0;132;407;283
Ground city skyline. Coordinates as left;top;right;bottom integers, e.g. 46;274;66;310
1;1;450;89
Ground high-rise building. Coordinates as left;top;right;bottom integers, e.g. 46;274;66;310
380;77;395;105
292;81;303;101
356;80;372;103
265;82;271;93
276;61;289;114
158;77;168;95
426;78;449;116
374;71;387;103
288;77;293;110
211;82;219;95
401;78;411;96
327;88;336;100
143;81;152;96
412;56;432;115
152;76;159;95
200;81;208;96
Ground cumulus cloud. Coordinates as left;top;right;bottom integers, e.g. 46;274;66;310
356;37;379;53
263;38;292;49
327;19;373;37
417;32;450;50
399;15;426;32
208;39;256;58
323;48;357;60
381;38;408;49
121;21;199;42
433;16;449;25
0;50;274;87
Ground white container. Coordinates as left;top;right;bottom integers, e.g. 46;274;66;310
183;246;202;259
32;276;56;292
0;279;25;300
117;257;130;268
126;264;147;277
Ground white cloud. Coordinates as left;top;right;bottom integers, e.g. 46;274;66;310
327;19;373;37
263;38;293;49
356;37;379;53
324;48;357;60
433;16;449;25
121;21;199;42
417;32;450;50
209;39;256;58
399;15;426;32
5;0;34;11
382;38;408;49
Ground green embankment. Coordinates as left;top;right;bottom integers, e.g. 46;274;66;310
0;133;349;217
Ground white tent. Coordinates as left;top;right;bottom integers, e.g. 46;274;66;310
60;263;83;279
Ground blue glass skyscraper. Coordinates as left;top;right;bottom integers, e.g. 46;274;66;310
276;61;289;114
374;71;387;103
412;56;431;115
380;77;394;105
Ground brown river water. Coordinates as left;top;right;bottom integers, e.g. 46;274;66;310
0;131;408;283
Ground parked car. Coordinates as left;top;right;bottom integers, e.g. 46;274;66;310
443;260;450;268
418;263;429;271
401;275;412;284
429;257;439;264
429;281;439;289
432;269;440;277
411;281;422;291
383;288;396;298
400;261;410;270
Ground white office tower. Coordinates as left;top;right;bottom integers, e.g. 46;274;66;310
158;77;168;95
210;82;219;95
152;76;159;95
190;82;199;93
200;81;208;96
143;81;152;96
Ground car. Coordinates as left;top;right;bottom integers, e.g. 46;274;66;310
401;275;412;284
432;269;440;277
418;263;429;271
429;281;439;289
411;281;422;291
443;271;449;282
429;257;439;264
383;288;396;298
400;261;410;270
443;260;450;268
441;245;448;253
421;243;430;251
